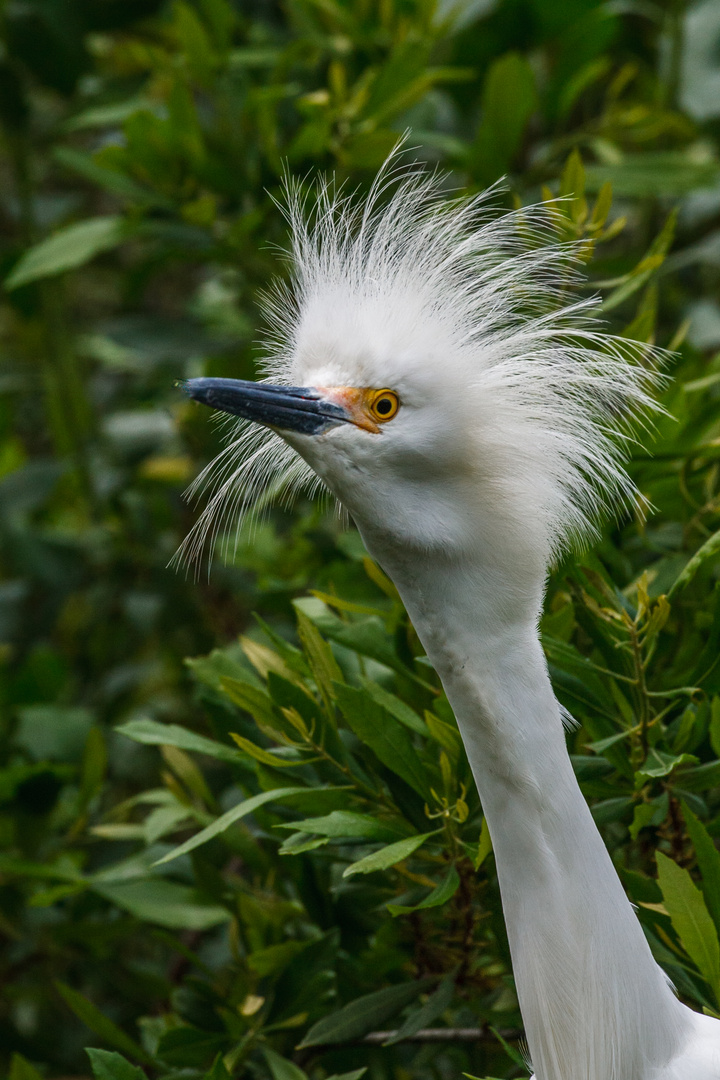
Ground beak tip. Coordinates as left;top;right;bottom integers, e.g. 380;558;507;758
179;377;211;405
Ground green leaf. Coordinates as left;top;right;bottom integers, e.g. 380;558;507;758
682;803;720;935
263;1048;308;1080
270;930;339;1023
629;802;658;840
268;672;321;726
219;678;278;728
56;983;151;1063
241;635;299;684
185;646;256;693
559;148;585;199
343;832;437;878
298;978;434;1047
590;797;634;824
362;39;431;119
92;879;230;930
116;718;241;764
15;705;94;762
6;216;128;290
711;699;720;758
472;52;537;181
600;210;676;313
54;147;163;204
333;682;431;798
9;1055;44;1080
247;941;306;976
154;787;319;865
383;973;455;1045
490;1026;527;1069
229;732;311;768
203;1055;232;1080
86;1049;147;1080
278;832;330;855
584;154;720;197
361;680;429;736
656;852;720;998
671;761;720;792
156;1027;224;1066
65;96;156;130
474;817;493;870
668;528;720;598
297;604;411;679
294;606;343;720
387;864;460;915
424;711;462;758
276;810;408;842
636;748;699;780
79;726;107;807
324;1072;367;1080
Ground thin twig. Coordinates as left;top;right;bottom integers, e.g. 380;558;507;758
361;1026;521;1044
297;1026;521;1054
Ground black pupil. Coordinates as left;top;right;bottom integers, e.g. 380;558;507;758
376;397;393;415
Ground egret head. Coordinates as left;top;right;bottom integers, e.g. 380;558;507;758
179;157;660;587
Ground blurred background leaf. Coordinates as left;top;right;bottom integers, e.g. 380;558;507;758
3;1;720;1078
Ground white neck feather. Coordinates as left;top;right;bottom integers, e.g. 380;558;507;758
364;539;690;1080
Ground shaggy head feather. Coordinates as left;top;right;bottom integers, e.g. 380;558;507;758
177;155;661;573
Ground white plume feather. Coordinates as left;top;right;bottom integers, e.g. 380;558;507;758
178;151;663;570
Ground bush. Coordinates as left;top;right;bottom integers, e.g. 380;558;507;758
2;2;720;1079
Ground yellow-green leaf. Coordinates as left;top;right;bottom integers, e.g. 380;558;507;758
294;606;343;720
656;852;720;999
343;832;437;878
229;732;311;768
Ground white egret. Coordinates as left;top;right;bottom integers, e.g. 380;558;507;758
181;158;720;1080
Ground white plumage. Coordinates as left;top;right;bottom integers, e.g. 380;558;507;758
181;154;720;1080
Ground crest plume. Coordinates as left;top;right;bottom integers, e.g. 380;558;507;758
177;150;662;571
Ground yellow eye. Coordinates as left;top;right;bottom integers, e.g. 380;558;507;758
368;389;399;423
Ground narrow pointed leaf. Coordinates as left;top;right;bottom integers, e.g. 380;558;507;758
383;974;455;1044
220;677;277;727
56;983;151;1063
229;732;311;768
116;718;241;764
276;810;408;842
333;682;431;798
668;528;720;597
263;1048;308;1080
154;786;316;864
294;607;343;720
298;978;434;1047
6;216;127;289
92;879;230;930
343;832;436;878
387;865;460;915
361;679;429;735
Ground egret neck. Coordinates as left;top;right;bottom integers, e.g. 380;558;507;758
362;536;690;1080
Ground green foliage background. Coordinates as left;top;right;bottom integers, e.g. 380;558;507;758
2;1;720;1078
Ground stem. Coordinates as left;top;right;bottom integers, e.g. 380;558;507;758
663;0;685;109
628;619;651;757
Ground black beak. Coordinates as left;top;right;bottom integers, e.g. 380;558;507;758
182;377;349;435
